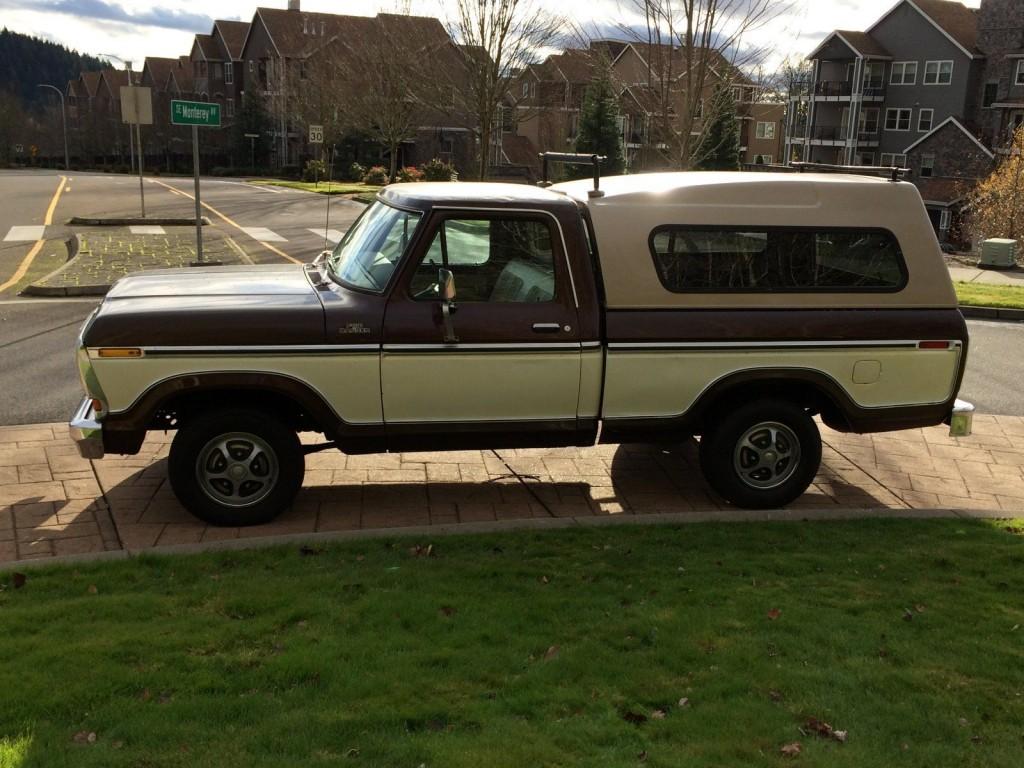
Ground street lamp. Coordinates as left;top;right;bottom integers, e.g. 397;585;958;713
36;84;69;171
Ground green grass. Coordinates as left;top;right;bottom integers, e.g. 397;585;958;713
955;280;1024;310
2;519;1023;767
249;180;382;196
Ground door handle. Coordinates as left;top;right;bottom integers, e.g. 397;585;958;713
532;323;561;333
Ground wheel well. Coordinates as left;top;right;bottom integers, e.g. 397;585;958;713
150;388;322;433
694;375;850;433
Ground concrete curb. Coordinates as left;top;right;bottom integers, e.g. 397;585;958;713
0;506;1012;571
960;305;1024;322
68;216;211;226
20;235;110;297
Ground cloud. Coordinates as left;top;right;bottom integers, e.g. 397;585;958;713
1;0;214;33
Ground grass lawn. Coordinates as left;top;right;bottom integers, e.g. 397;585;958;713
955;280;1024;310
248;180;382;196
2;519;1023;767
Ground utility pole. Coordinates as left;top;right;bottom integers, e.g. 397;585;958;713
36;84;69;170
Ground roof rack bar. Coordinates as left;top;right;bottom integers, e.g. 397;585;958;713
790;161;911;182
538;152;607;197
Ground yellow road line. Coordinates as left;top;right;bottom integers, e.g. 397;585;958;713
150;178;302;264
0;174;67;294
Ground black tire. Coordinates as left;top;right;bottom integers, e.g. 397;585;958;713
698;399;821;509
168;408;304;526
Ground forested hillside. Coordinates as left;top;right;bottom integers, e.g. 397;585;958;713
0;28;107;105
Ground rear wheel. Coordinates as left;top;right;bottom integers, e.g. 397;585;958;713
699;399;821;509
168;409;304;526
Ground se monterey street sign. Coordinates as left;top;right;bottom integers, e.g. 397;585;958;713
171;100;221;127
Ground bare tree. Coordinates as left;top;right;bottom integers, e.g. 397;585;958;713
451;0;565;179
620;0;788;168
969;125;1024;247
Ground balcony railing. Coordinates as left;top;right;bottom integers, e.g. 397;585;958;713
815;81;852;98
862;78;886;99
811;125;845;141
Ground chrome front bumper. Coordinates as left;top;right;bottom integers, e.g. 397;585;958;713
948;398;975;438
69;397;104;459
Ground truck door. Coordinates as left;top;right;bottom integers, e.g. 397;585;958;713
380;209;583;441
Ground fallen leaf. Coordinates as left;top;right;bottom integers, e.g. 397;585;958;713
72;731;97;745
804;717;848;744
768;690;783;702
780;742;802;757
833;730;848;743
356;555;364;562
299;545;322;556
408;544;434;558
296;620;308;629
345;747;360;757
12;572;26;589
112;740;124;749
622;710;647;725
903;608;914;621
540;575;550;584
651;709;667;720
138;688;152;702
915;604;926;613
87;585;98;595
958;717;969;727
767;608;782;621
543;645;560;660
678;697;691;708
637;750;648;761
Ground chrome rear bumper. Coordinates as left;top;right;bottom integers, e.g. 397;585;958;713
948;399;975;438
69;397;104;459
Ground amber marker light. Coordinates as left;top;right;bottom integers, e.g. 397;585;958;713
96;348;143;358
918;341;951;350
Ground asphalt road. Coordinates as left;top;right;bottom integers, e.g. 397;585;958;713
0;297;1019;427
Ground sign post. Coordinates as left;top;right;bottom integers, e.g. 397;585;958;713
171;99;221;266
121;85;152;218
244;132;259;170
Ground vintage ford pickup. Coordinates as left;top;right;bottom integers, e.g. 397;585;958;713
70;169;974;525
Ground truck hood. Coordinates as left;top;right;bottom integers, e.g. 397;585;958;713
83;264;327;347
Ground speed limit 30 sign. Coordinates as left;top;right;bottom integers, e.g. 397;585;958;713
309;124;324;144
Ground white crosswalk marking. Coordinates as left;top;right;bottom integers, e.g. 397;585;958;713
4;226;45;241
309;228;343;243
129;225;166;235
240;226;287;242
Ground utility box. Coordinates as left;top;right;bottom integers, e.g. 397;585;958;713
979;238;1018;269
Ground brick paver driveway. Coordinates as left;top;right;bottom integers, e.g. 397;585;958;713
2;416;1023;565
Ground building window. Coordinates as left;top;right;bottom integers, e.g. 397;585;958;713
920;154;935;178
984;82;998;107
1016;61;1024;86
299;60;306;80
755;121;776;140
226;98;234;117
918;109;934;132
885;108;912;131
939;209;952;231
753;154;773;164
880;153;907;167
648;226;906;292
522;81;529;98
248;60;254;73
225;62;234;85
856;151;875;166
890;61;917;85
923;60;953;85
860;108;880;135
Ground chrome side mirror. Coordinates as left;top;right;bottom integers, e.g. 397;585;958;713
438;267;458;343
439;267;456;302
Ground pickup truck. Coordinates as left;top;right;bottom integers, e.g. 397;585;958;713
70;169;973;525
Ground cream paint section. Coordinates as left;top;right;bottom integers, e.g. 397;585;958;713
91;354;383;424
578;347;604;418
601;347;962;419
382;351;582;423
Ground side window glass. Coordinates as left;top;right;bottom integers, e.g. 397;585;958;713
650;227;905;292
411;218;557;302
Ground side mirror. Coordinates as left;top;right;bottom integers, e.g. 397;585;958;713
438;267;456;302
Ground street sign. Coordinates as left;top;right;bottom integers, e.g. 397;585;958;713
120;86;153;125
309;124;324;144
244;133;260;138
171;100;221;127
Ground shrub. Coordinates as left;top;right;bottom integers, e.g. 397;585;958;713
397;166;423;183
420;157;456;182
302;159;327;182
341;161;366;182
362;165;389;186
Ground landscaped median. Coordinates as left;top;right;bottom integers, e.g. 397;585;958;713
249;180;381;204
1;519;1022;766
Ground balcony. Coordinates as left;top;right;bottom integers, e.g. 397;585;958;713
813;79;886;101
810;124;846;144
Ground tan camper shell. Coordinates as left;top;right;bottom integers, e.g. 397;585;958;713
70;170;974;526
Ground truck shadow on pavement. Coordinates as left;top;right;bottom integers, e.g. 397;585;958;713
5;438;899;563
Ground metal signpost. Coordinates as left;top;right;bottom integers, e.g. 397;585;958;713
244;132;259;170
171;100;221;266
121;85;152;217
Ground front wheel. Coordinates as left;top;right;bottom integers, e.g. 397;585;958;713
699;399;821;509
168;409;305;526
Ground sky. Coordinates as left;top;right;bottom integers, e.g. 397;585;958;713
0;0;983;73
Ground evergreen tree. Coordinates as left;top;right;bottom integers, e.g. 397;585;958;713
0;28;105;107
575;58;625;175
233;95;273;170
694;85;740;170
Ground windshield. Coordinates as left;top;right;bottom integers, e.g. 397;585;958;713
326;201;422;292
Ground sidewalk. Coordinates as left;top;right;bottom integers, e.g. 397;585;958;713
949;264;1024;286
2;416;1022;567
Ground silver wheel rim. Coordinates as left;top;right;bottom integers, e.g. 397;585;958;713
196;432;279;508
732;421;801;490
